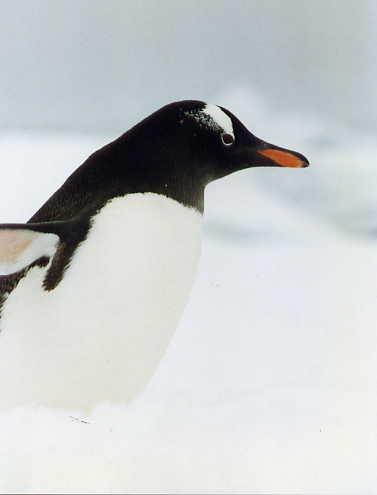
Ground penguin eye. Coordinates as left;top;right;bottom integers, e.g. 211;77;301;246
221;133;234;146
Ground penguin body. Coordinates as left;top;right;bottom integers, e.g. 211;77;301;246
0;194;201;409
0;101;308;410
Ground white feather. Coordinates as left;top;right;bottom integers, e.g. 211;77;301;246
0;193;202;411
203;104;234;136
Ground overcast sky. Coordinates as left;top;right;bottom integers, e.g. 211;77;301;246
0;0;375;132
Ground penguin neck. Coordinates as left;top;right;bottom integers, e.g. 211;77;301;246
31;134;206;225
99;132;207;212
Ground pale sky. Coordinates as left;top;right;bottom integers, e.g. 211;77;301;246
0;0;375;131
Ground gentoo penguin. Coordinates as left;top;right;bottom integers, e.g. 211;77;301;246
0;101;309;410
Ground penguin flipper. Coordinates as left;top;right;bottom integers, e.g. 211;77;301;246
0;222;63;276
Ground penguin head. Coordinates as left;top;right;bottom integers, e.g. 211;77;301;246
130;100;309;186
46;100;309;215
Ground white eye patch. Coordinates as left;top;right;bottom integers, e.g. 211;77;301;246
202;104;234;136
184;104;234;138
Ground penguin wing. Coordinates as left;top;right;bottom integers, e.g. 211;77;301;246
0;218;90;301
0;222;65;276
0;215;91;276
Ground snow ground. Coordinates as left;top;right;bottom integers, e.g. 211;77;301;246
0;94;377;493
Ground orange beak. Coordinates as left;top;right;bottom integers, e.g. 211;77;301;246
256;147;309;168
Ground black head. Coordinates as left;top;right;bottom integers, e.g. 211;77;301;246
31;100;309;223
113;100;309;211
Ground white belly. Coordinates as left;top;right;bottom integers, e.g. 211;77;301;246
0;193;202;410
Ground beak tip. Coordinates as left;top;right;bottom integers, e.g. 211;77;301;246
301;157;310;168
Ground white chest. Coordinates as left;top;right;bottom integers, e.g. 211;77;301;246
0;194;202;410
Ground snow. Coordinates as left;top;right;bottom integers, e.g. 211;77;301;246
0;88;377;493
